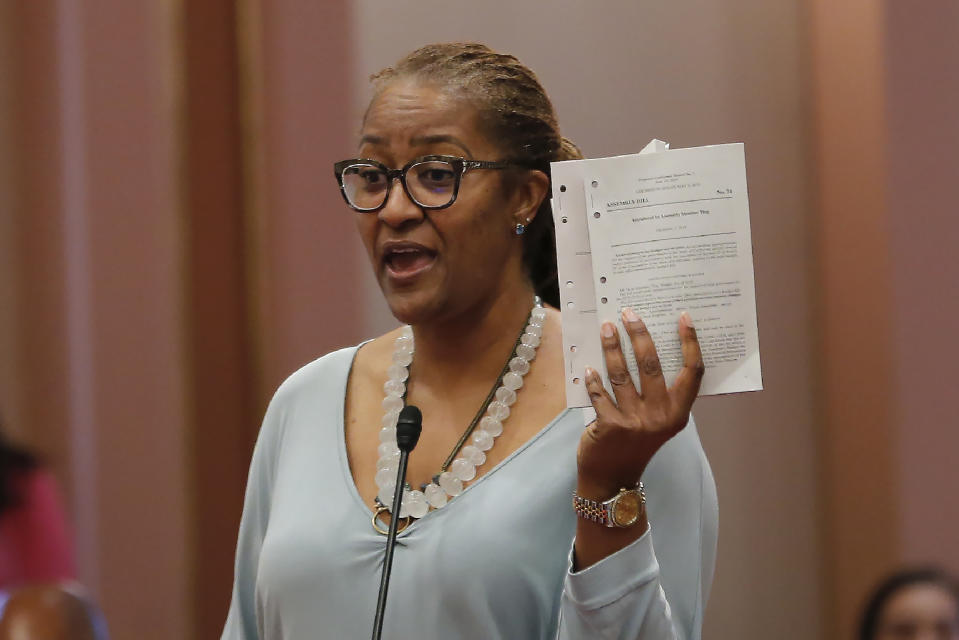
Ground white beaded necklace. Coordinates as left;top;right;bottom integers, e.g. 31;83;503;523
372;299;546;530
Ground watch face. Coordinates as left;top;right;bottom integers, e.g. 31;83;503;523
611;491;642;527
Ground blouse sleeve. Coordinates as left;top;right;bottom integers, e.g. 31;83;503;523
556;416;717;640
221;394;286;640
557;529;679;639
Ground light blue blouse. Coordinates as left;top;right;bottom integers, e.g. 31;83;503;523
222;346;717;639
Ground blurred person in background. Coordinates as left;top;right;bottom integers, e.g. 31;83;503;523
0;423;75;590
0;583;104;640
859;567;959;640
0;426;108;638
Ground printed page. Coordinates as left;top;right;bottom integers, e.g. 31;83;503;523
551;140;667;407
584;143;762;396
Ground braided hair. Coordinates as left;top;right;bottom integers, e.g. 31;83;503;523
369;43;584;308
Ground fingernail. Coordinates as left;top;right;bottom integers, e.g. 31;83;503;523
622;307;639;323
601;322;614;338
585;366;596;381
681;311;694;328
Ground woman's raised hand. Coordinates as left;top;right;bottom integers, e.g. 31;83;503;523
577;308;705;495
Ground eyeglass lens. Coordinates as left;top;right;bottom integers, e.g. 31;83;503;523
341;160;458;210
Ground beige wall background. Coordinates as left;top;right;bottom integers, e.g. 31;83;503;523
885;0;959;568
2;1;957;638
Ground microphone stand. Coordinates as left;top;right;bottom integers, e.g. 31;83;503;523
371;404;422;640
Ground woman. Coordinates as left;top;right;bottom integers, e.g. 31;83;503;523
223;43;717;639
859;568;959;640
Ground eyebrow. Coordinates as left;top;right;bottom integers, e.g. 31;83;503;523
358;133;473;157
410;134;473;157
359;134;385;148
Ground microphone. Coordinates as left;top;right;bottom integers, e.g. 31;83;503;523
395;405;423;453
371;404;422;640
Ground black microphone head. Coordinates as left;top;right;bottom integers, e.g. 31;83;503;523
395;405;422;453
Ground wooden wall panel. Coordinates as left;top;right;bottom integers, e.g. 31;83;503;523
181;1;257;636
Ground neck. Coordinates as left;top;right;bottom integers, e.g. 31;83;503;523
407;280;536;392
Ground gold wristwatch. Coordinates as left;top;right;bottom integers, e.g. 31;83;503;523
572;483;646;528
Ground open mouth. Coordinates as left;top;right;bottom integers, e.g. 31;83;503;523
382;244;437;279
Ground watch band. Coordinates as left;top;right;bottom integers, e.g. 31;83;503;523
572;482;646;528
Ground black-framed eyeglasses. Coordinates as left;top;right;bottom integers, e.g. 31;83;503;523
333;154;523;212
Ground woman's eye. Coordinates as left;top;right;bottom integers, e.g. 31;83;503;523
359;169;386;187
415;166;455;188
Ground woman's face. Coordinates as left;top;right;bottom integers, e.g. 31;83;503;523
876;584;959;640
354;79;542;325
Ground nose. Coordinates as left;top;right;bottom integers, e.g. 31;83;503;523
378;177;424;228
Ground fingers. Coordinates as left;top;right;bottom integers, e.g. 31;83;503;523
599;321;641;409
584;366;621;425
621;308;668;404
670;311;706;413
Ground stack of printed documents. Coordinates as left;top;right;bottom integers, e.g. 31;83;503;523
552;140;763;408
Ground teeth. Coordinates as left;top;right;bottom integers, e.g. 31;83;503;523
385;246;432;257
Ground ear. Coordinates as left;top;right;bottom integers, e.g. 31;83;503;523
509;170;550;226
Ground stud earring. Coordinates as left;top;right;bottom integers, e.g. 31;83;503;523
515;223;526;235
